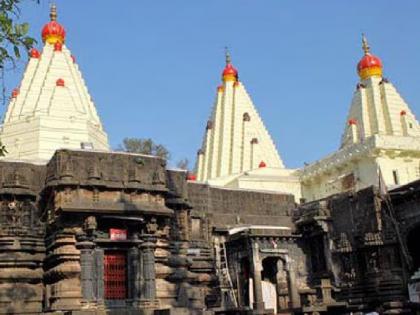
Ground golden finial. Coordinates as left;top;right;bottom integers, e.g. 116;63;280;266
225;46;231;65
50;3;57;21
362;33;370;55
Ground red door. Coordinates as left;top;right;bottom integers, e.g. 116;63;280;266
104;251;127;300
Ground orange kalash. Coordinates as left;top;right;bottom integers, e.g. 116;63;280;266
222;49;238;82
41;5;66;44
357;34;383;80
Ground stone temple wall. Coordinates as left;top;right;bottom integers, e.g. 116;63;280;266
0;150;246;314
187;182;296;228
187;182;307;312
295;186;410;313
0;162;46;314
0;149;418;314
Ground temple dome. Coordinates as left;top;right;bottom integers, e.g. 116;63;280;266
357;35;382;80
222;49;238;82
41;5;66;44
222;63;238;81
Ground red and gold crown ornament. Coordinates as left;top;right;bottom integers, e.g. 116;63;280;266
41;5;66;45
222;48;238;82
357;34;382;80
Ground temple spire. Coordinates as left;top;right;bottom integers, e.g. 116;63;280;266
0;6;109;161
50;3;57;21
221;47;238;82
196;53;284;182
357;34;383;80
225;46;231;65
362;33;370;55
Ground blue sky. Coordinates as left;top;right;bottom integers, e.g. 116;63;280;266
5;1;420;168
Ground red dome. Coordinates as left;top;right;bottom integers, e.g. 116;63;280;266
29;48;40;59
357;54;382;72
357;36;383;80
223;63;238;77
222;63;238;81
42;20;66;44
357;53;383;80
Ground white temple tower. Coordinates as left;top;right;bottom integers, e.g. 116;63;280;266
0;5;109;162
194;52;301;198
301;35;420;201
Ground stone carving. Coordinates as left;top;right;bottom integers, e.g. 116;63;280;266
146;217;158;234
335;232;352;252
83;216;97;234
0;150;418;315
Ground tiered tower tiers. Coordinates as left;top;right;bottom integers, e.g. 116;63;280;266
0;5;109;162
196;52;284;180
195;52;301;197
301;35;420;201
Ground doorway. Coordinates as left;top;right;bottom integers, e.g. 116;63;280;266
104;251;127;300
261;257;279;312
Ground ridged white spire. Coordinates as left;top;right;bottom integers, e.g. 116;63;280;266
341;77;420;147
196;56;283;182
0;8;109;162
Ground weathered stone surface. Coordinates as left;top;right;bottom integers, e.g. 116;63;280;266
0;149;419;314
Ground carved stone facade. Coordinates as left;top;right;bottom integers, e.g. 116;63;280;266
1;149;420;314
294;186;417;314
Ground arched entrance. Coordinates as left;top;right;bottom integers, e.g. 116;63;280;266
261;257;278;311
260;256;291;313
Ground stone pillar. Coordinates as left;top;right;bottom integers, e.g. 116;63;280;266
128;244;142;307
276;259;289;311
251;241;265;312
320;278;333;303
78;240;96;306
167;209;195;309
94;248;105;308
140;236;158;309
47;234;82;311
286;258;300;308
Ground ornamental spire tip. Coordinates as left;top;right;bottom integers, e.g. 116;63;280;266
225;46;231;65
362;33;370;55
50;3;57;21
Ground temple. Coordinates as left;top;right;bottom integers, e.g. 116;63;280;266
0;5;109;162
2;5;420;315
301;35;420;201
195;50;301;198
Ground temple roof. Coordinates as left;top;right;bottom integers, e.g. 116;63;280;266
341;35;420;148
195;52;284;182
0;5;109;162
